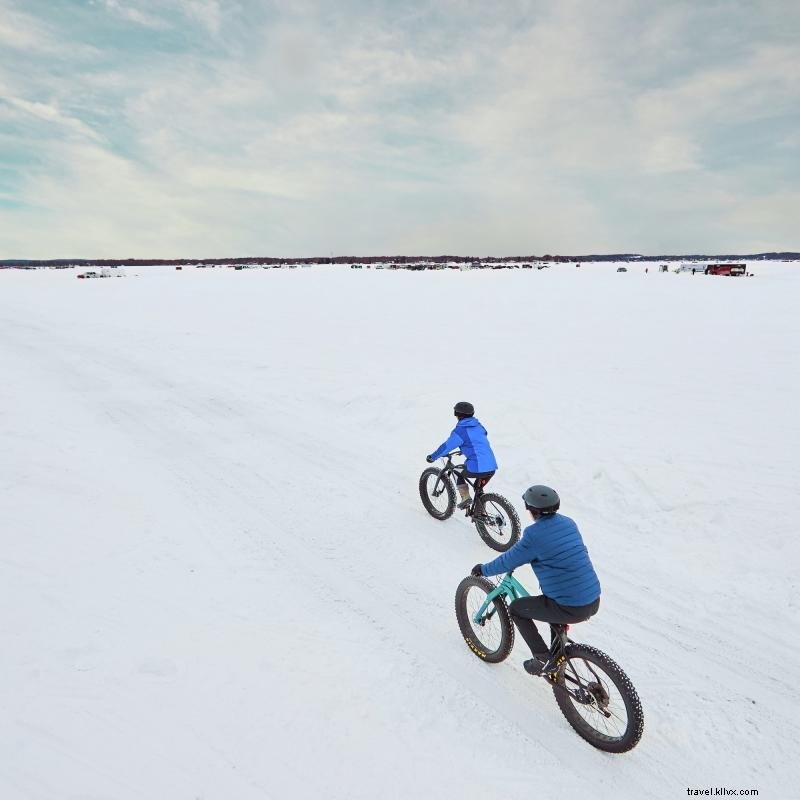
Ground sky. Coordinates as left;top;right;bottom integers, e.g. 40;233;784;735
0;0;798;258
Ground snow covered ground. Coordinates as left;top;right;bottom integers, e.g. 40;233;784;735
1;261;798;799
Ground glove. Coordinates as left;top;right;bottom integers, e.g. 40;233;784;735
471;564;483;577
426;455;434;463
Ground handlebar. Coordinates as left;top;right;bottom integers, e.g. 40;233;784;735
428;450;461;462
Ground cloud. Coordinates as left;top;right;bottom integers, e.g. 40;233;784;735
0;93;103;142
0;0;798;257
173;0;224;35
0;0;44;46
94;0;225;34
1;139;234;256
97;0;168;29
0;0;87;54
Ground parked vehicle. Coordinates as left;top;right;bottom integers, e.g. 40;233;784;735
617;267;628;273
707;263;746;276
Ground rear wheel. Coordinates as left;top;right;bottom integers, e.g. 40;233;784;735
454;576;514;663
419;467;456;520
550;644;644;753
474;493;521;551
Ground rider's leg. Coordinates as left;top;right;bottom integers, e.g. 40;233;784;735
455;469;497;510
458;470;495;509
508;596;551;656
476;471;495;487
454;471;472;509
508;595;601;657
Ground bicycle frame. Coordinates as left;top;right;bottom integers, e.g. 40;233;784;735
472;573;529;625
471;573;573;663
466;573;617;719
432;452;487;514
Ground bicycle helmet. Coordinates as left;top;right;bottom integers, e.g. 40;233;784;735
453;401;474;417
522;485;560;515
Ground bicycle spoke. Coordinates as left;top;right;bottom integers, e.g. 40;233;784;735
563;657;630;742
424;473;450;515
464;586;503;653
478;501;507;539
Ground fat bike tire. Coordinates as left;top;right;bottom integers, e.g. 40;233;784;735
474;493;521;552
419;467;456;520
454;576;514;663
551;643;644;753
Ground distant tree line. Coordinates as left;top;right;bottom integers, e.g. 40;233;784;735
1;252;797;268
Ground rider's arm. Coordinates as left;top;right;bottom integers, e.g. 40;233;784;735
428;428;463;460
479;526;539;576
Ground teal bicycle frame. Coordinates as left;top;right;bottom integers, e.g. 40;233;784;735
472;571;528;625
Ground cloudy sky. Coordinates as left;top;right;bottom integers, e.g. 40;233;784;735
1;0;798;258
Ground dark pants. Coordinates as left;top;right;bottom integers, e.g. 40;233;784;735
454;468;495;488
508;595;600;655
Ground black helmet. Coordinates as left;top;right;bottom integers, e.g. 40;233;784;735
453;401;474;417
522;485;560;514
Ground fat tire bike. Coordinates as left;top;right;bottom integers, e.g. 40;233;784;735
454;571;644;753
419;451;521;552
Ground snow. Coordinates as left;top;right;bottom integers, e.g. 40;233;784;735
1;261;798;798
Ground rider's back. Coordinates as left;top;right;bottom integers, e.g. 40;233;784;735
527;514;600;605
451;416;497;472
482;512;600;606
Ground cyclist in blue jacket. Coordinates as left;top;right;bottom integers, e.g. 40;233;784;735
471;485;601;675
427;401;498;509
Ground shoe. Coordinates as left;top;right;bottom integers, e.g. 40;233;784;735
523;654;551;676
457;498;471;510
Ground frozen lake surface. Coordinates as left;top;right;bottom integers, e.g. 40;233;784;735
1;261;797;798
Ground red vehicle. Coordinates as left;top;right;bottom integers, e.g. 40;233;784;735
706;263;746;276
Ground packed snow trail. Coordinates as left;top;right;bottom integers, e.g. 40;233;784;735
1;264;797;798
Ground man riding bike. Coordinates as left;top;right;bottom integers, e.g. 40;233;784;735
426;402;498;509
471;485;601;675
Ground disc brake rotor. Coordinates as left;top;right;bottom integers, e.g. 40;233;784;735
588;681;610;708
577;680;612;717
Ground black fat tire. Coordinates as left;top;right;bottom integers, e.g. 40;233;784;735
474;493;521;552
551;643;644;753
419;467;456;520
454;576;515;663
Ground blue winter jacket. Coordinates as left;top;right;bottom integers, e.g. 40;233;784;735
429;416;498;473
481;514;600;606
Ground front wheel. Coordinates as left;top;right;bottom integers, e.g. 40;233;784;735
551;643;644;753
419;467;456;520
474;493;521;552
454;576;514;663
